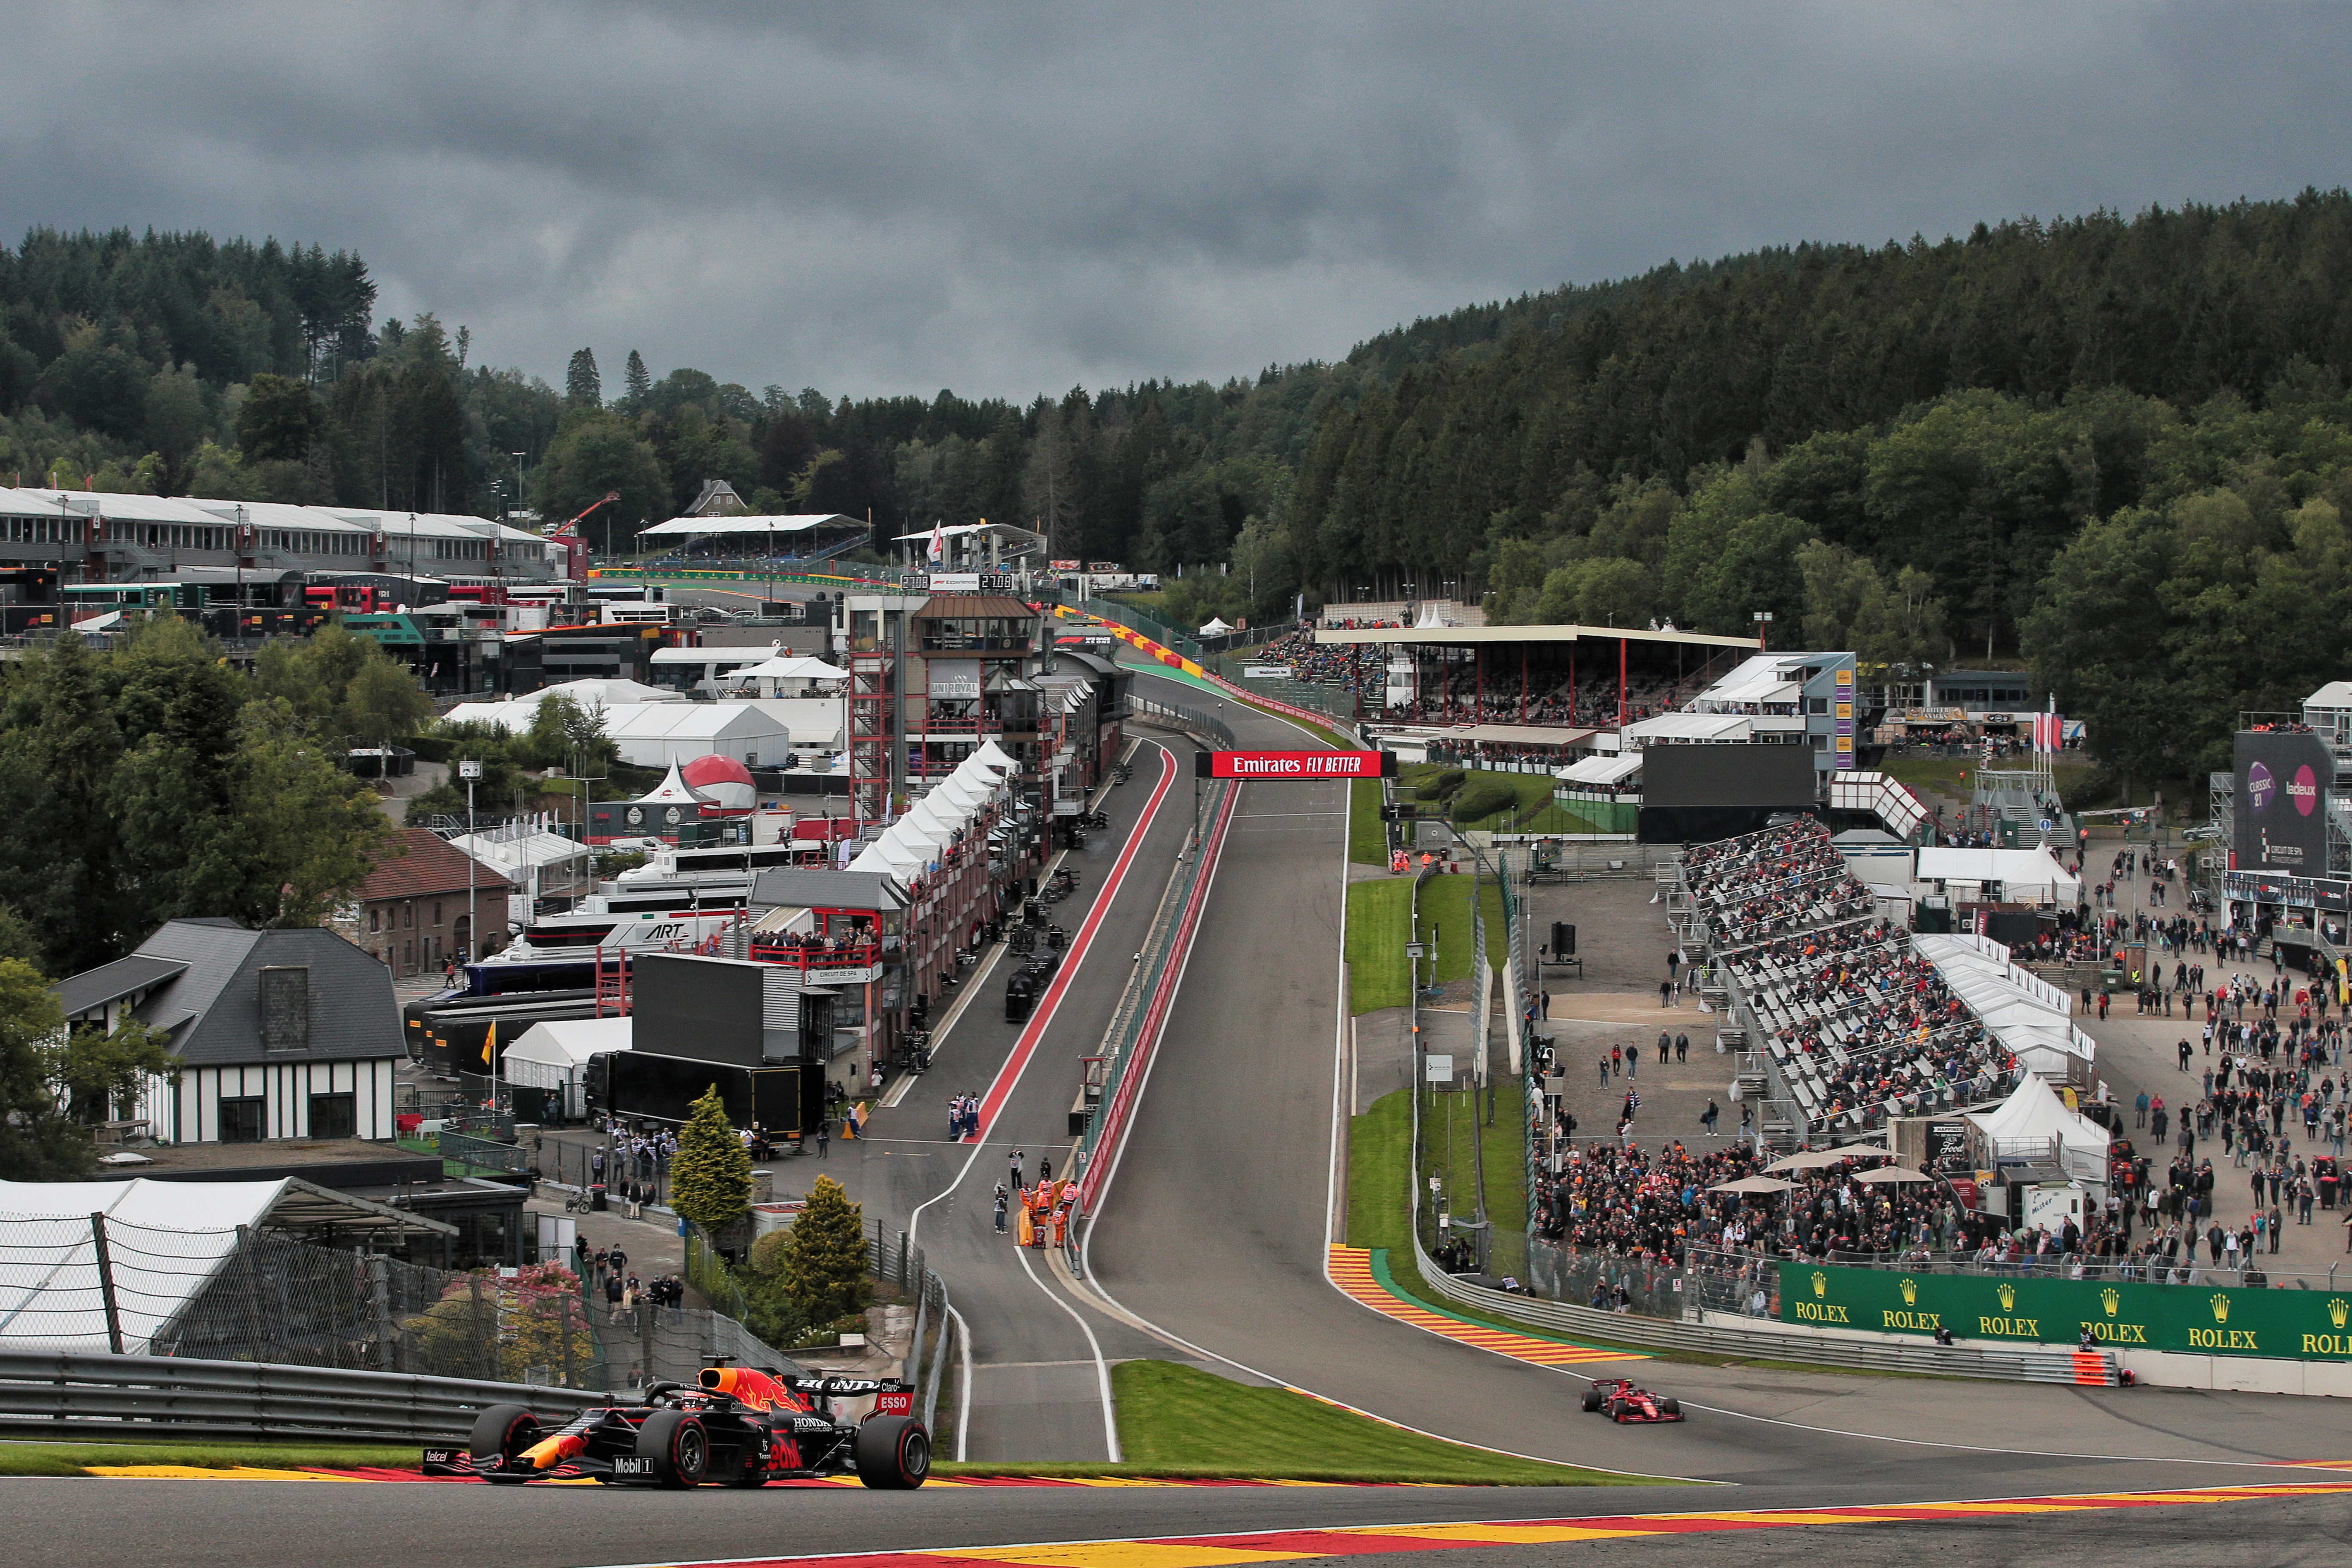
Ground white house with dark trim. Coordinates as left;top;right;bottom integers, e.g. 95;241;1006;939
53;919;404;1144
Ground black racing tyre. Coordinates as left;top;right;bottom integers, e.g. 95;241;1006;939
854;1415;931;1489
470;1403;542;1483
1580;1387;1602;1413
1605;1400;1624;1422
637;1410;710;1488
1660;1397;1682;1418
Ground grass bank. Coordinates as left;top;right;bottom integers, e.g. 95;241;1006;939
1349;778;1388;865
1343;870;1507;1014
1106;1360;1640;1485
1396;764;1557;830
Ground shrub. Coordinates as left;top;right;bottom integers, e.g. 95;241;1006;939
1419;769;1466;802
1449;778;1518;823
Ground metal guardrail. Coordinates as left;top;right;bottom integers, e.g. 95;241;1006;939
0;1348;614;1441
1406;1241;2114;1385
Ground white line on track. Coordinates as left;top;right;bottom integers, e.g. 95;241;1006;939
906;745;1176;1253
1013;1240;1122;1462
947;1302;974;1463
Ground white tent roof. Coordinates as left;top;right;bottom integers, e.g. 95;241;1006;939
1556;753;1643;786
636;763;709;804
1966;1076;2110;1156
1621;712;1755;743
545;677;683;707
602;704;787;743
723;656;848;683
972;739;1019;772
1197;617;1234;635
447;830;592;870
638;513;859;538
503;1019;634;1085
1915;846;2080;901
650;644;781;665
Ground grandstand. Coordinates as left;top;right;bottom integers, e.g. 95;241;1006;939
1671;819;2094;1150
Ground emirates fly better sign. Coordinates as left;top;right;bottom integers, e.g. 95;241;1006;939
1197;750;1397;779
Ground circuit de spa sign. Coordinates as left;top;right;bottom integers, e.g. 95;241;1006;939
1195;750;1398;779
1777;1261;2352;1360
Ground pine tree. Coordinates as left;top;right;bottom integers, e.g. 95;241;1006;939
623;349;650;406
565;347;601;408
668;1085;750;1230
781;1174;872;1324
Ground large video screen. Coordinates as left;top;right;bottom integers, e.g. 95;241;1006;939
1642;744;1818;808
631;953;766;1068
2235;731;2332;873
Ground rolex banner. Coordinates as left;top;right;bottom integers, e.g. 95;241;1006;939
1776;1261;2352;1361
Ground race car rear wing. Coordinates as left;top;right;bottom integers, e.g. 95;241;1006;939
784;1375;912;1397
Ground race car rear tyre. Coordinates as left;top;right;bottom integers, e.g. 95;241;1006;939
470;1403;542;1483
637;1410;710;1488
1580;1388;1602;1413
1660;1397;1681;1418
854;1415;931;1489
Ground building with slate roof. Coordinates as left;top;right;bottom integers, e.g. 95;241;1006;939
53;920;406;1145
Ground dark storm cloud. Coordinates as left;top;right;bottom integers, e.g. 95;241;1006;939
2;2;2347;398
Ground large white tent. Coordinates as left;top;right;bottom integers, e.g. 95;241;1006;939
845;745;1016;878
503;1019;633;1121
637;513;860;540
1965;1076;2110;1184
1915;846;2081;906
1913;933;2096;1081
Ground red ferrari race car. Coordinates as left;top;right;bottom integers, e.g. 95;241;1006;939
424;1363;930;1488
1580;1377;1684;1423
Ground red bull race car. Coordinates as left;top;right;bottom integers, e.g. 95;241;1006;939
424;1363;929;1488
1580;1377;1684;1423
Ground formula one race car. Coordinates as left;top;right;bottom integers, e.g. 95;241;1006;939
1580;1377;1684;1423
425;1364;930;1488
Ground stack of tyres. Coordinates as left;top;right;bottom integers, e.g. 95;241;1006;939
1005;970;1039;1025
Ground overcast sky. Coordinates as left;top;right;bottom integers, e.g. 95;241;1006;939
6;3;2349;402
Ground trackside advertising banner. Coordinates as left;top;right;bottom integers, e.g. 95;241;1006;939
1200;750;1395;779
1778;1261;2352;1360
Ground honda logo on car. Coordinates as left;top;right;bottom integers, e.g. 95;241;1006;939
1201;750;1395;779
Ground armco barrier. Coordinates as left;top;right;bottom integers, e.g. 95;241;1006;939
1403;1236;2115;1386
0;1348;615;1441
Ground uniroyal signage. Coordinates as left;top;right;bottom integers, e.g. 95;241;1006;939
1197;750;1396;779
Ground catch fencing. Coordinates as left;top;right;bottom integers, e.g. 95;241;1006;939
0;1212;794;1393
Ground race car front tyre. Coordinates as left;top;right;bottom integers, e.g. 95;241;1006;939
1660;1397;1681;1417
471;1403;542;1483
637;1410;710;1488
1580;1388;1602;1413
854;1415;931;1489
1605;1400;1624;1422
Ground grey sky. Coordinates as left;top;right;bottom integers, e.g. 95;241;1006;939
5;3;2349;401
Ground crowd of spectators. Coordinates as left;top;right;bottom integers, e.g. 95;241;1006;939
1682;819;2023;1137
1257;628;1382;698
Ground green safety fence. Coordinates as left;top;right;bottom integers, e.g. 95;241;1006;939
1779;1259;2352;1360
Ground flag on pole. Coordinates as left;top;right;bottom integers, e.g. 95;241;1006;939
480;1019;496;1067
2033;712;2067;751
927;521;946;564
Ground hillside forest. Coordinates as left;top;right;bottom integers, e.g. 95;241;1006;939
15;198;2352;786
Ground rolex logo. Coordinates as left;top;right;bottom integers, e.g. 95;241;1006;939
1997;1282;2016;1311
2330;1298;2349;1330
1811;1271;1828;1298
2210;1294;2231;1325
1899;1278;1917;1306
2101;1288;2120;1317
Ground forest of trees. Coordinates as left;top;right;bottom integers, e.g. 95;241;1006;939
28;198;2352;795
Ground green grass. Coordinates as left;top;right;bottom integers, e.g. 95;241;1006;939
1345;879;1416;1014
1108;1360;1648;1485
0;1440;426;1476
1422;1080;1528;1237
1343;870;1505;1015
1349;778;1390;865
